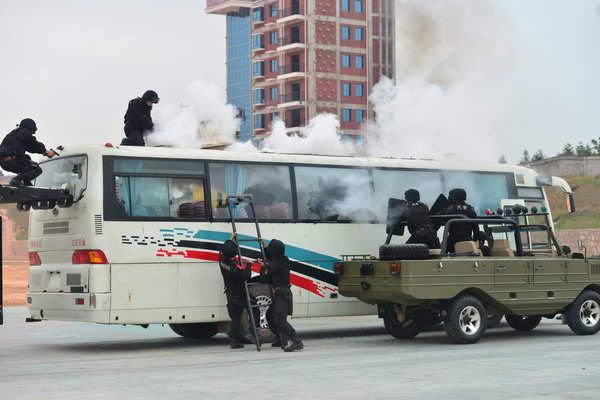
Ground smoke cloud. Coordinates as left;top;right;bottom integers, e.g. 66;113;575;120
146;79;239;148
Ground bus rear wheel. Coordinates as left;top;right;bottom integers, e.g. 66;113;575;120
169;322;218;339
241;283;276;343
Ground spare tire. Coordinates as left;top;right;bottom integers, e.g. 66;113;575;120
379;244;429;260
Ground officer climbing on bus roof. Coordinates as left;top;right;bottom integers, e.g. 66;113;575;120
0;118;57;186
443;188;478;252
120;90;159;146
257;238;304;352
403;189;440;249
219;232;259;349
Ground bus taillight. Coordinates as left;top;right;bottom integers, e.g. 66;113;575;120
29;252;41;265
72;250;108;264
390;262;401;276
334;262;343;276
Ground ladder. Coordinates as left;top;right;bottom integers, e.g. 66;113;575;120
226;194;284;351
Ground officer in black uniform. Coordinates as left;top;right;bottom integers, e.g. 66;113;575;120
219;233;257;349
403;189;440;249
121;90;159;146
258;238;303;352
444;188;478;252
0;118;56;186
476;231;491;256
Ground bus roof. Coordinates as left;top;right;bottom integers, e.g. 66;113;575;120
50;143;538;175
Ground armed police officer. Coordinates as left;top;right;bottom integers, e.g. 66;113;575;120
0;118;56;186
258;238;303;352
219;233;258;349
403;189;440;249
444;188;478;252
121;90;159;146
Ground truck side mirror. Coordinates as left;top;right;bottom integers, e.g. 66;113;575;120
578;239;583;250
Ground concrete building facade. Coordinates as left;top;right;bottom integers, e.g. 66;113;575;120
526;156;600;178
206;0;395;145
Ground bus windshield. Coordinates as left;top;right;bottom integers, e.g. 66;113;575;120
37;155;87;201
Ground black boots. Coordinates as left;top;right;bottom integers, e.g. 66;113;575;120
271;337;288;347
283;339;304;352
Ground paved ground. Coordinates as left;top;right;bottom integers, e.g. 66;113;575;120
1;307;600;400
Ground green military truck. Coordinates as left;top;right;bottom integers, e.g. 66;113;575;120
335;203;600;344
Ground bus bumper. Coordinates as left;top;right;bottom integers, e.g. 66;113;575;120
26;292;111;324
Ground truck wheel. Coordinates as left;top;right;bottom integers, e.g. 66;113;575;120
565;290;600;335
379;244;429;261
382;305;423;339
505;315;542;331
169;322;218;339
241;283;276;343
444;295;487;344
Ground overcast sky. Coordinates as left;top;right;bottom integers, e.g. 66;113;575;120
0;0;599;165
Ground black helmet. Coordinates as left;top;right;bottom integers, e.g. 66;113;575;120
19;118;37;131
266;239;285;258
404;188;420;202
222;240;238;259
450;188;466;202
141;90;160;104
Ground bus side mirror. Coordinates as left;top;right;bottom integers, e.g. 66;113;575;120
567;193;576;213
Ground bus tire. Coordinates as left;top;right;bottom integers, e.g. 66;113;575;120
565;290;600;335
241;283;276;343
379;244;429;260
169;322;218;339
505;315;542;331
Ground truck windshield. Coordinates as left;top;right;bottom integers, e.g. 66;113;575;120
36;155;87;201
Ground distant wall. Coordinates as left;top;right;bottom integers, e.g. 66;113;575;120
527;156;600;177
0;209;28;261
555;229;600;256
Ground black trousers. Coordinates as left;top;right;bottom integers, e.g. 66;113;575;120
121;123;145;146
226;293;259;340
0;157;42;184
266;287;297;341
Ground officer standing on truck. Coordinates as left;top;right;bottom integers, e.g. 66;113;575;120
0;118;56;186
403;189;440;249
444;188;478;252
120;90;159;146
257;238;304;352
219;232;258;349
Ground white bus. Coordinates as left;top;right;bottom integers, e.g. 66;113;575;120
25;144;574;338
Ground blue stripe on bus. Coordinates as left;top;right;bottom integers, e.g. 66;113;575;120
190;229;339;272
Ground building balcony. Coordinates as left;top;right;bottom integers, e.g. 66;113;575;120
277;5;305;24
277;34;305;51
284;115;305;129
206;0;254;15
278;63;305;80
278;92;305;108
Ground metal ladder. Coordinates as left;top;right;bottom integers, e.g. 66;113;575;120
226;194;284;352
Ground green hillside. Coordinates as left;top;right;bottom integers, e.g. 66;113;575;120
545;176;600;229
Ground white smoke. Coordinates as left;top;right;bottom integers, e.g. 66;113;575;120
146;79;240;147
366;0;515;161
260;114;356;155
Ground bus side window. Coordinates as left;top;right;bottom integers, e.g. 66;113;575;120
172;178;206;219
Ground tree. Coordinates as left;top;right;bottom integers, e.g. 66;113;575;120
576;142;592;157
519;150;530;165
497;154;507;164
531;149;545;161
560;143;575;156
591;137;600;155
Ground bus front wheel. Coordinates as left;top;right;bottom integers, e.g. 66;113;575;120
169;322;218;339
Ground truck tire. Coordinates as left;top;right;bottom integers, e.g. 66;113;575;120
444;295;487;344
565;290;600;335
505;315;542;331
379;244;429;261
382;305;423;339
169;322;218;339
